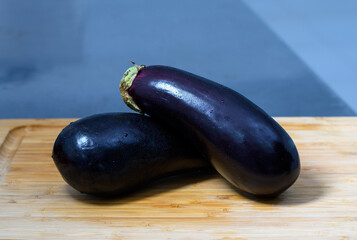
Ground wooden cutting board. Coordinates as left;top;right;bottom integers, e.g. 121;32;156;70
0;117;356;239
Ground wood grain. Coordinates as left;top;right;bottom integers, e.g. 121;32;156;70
0;117;356;239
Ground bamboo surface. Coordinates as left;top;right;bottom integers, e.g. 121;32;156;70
0;117;356;239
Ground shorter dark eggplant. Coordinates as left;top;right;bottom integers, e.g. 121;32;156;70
52;113;208;196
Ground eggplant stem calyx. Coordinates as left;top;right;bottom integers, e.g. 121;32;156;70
120;63;145;113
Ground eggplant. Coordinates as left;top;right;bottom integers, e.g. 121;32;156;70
120;64;300;197
52;113;208;196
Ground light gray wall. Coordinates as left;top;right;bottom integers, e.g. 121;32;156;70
245;0;357;113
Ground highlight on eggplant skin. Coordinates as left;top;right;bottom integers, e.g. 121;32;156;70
52;112;208;196
120;64;301;197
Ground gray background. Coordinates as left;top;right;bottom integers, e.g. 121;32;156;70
0;0;355;118
246;0;357;114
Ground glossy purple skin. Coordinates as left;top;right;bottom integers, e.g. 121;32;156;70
52;113;208;196
127;66;300;196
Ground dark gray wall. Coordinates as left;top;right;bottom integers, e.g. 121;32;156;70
0;0;354;118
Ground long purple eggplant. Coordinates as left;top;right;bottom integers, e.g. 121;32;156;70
52;113;208;196
120;64;300;197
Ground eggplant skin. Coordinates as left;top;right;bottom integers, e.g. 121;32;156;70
52;113;208;196
121;65;301;197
